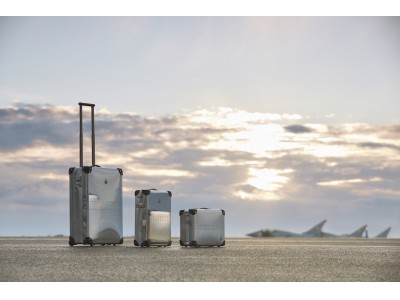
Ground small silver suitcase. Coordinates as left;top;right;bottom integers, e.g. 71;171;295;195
69;103;123;246
134;189;172;247
180;208;225;247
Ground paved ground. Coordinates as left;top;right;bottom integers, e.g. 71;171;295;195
0;237;399;281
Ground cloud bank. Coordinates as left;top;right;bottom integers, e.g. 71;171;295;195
1;103;399;237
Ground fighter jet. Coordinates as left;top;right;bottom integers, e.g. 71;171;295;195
246;220;327;237
374;227;391;238
320;225;367;238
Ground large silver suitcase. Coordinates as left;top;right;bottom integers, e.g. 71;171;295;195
69;103;123;246
179;208;225;247
134;189;172;247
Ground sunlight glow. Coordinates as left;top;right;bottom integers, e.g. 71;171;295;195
0;143;75;163
198;157;260;167
198;158;235;167
188;107;303;129
202;124;299;158
317;177;383;187
124;164;197;178
38;173;66;181
247;168;293;191
235;189;283;201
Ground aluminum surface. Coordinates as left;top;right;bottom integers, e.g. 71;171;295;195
69;167;123;244
190;208;225;246
179;211;191;246
88;167;123;243
69;168;86;243
134;189;172;246
148;211;171;244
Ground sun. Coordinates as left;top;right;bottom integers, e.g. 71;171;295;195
247;168;293;191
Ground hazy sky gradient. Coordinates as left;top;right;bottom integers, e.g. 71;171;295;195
0;17;399;237
1;17;399;120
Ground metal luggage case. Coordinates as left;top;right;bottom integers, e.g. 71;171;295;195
180;208;225;247
134;189;172;247
69;103;123;246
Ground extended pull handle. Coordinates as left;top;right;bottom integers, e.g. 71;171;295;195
79;102;95;167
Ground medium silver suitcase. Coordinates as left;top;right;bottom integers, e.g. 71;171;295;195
134;189;172;247
69;103;123;246
180;208;225;247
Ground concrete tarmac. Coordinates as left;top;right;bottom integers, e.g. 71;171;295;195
0;237;399;281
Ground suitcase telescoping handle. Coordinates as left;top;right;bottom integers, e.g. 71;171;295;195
78;102;95;167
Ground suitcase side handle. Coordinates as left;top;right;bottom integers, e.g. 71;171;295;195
79;102;96;167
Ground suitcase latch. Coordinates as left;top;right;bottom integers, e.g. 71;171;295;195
75;175;82;187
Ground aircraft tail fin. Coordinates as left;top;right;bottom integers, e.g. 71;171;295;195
349;225;367;237
304;220;327;235
375;227;391;238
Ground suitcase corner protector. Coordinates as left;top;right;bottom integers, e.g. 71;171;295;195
82;166;92;173
68;236;76;246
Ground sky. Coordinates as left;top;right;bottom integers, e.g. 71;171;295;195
0;16;399;237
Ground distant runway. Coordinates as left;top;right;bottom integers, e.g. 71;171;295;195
0;237;399;281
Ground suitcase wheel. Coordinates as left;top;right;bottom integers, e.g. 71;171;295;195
134;240;139;246
101;244;105;246
68;236;76;247
83;237;94;246
113;244;116;246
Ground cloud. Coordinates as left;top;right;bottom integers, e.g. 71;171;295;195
284;124;313;134
0;103;76;151
357;142;400;151
1;102;400;236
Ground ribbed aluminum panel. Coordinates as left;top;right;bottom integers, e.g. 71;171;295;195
190;208;225;247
